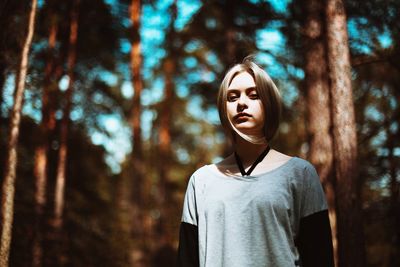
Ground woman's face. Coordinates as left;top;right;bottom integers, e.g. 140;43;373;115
226;71;265;136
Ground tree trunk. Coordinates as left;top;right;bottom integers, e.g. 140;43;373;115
386;120;400;266
302;0;337;264
32;14;58;267
128;0;147;265
53;0;79;240
325;0;366;266
158;0;177;247
0;0;38;265
157;57;174;243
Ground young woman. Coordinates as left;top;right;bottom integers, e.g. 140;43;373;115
177;58;334;267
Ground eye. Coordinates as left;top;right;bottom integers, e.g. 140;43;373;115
227;94;239;102
249;93;259;99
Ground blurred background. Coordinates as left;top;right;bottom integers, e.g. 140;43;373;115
0;0;399;266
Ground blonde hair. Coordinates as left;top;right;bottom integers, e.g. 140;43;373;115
217;57;282;144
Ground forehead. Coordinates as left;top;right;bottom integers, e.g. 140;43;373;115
228;72;256;89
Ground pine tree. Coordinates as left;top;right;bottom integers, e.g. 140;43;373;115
0;0;38;265
325;0;366;265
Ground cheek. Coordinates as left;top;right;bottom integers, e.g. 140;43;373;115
226;103;236;117
256;103;265;121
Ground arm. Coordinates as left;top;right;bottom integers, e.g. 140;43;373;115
297;210;334;267
177;222;199;267
177;175;199;267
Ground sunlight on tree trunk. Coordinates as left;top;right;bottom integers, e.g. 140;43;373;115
325;0;366;266
54;0;79;230
32;14;58;267
128;0;147;265
303;0;337;265
158;56;175;243
155;3;178;259
0;0;38;266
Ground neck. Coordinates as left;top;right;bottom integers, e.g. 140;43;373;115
234;135;269;165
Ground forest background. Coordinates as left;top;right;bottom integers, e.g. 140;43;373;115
0;0;399;266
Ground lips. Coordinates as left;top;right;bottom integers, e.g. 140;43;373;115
234;112;252;120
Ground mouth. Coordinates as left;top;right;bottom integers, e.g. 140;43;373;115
234;112;252;120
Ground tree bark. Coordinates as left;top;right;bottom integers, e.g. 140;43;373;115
128;0;147;265
386;117;400;266
155;1;177;253
302;0;337;264
325;0;366;266
53;0;80;231
0;0;38;265
157;57;174;244
32;13;58;267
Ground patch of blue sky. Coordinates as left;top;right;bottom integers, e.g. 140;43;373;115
121;81;133;98
99;71;118;87
92;91;105;105
206;107;220;125
371;130;386;147
58;75;69;91
175;79;190;98
206;18;217;30
119;39;131;54
186;71;202;84
185;39;204;53
206;52;222;72
365;105;383;121
95;114;132;173
368;173;390;196
55;110;62;120
176;0;202;30
141;78;165;105
200;70;216;83
187;123;201;135
390;122;398;134
256;52;286;78
187;95;205;120
389;95;396;109
348;18;373;54
70;106;84;122
287;64;304;79
142;28;165;43
280;82;299;107
377;28;393;48
256;29;284;52
256;52;300;106
22;89;41;123
184;56;198;69
141;109;156;140
266;0;291;14
176;147;190;164
2;75;15;117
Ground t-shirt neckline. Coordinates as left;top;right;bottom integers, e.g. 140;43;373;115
206;156;298;179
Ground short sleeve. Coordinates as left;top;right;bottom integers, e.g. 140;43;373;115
181;175;198;226
300;164;328;218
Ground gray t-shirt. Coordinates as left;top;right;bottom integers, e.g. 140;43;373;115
181;157;328;267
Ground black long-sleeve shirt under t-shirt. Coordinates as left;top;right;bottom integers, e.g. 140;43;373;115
177;157;334;267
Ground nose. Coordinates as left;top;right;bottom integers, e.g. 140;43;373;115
237;94;248;111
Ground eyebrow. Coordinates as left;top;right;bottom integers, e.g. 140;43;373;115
227;86;257;92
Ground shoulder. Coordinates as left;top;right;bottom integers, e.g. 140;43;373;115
186;165;213;185
290;157;317;172
267;150;317;175
288;157;322;190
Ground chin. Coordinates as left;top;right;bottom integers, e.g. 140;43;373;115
235;125;262;133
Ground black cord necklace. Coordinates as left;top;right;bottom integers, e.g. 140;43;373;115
234;145;271;176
